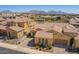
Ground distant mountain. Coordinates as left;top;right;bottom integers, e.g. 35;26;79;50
0;10;76;15
27;10;47;14
0;10;14;13
47;11;68;14
27;10;74;15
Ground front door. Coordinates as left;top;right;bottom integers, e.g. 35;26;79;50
69;37;74;47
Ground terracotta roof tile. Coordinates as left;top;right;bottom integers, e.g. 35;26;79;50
35;31;53;39
9;26;24;32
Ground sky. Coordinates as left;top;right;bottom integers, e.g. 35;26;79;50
0;5;79;13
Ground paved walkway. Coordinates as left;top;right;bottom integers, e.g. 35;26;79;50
53;47;69;54
0;42;49;54
19;37;33;47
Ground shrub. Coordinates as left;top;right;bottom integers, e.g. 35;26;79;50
35;44;40;49
39;48;42;51
18;42;21;44
46;45;52;50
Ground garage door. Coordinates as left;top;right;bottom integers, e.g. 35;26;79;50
54;39;68;45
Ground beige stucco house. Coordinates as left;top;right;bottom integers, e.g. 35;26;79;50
33;23;79;47
6;17;33;34
34;31;53;46
7;26;24;39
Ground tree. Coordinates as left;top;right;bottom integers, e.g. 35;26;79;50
56;16;61;20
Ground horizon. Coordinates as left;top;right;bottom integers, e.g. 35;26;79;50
0;5;79;14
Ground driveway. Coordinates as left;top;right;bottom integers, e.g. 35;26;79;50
19;36;33;47
0;42;49;54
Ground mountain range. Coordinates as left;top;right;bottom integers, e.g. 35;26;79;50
0;10;76;15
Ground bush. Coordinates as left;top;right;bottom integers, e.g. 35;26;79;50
46;45;52;49
35;44;40;49
18;42;21;44
39;48;42;51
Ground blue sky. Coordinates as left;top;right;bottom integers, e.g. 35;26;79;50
0;5;79;13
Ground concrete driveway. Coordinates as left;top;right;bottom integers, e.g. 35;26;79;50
19;36;34;47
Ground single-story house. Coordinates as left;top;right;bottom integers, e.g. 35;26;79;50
34;31;53;46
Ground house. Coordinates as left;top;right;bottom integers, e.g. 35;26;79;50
69;17;79;28
33;23;78;46
0;17;6;22
74;32;79;49
0;21;7;26
49;23;72;45
7;26;24;39
63;24;78;37
34;31;53;46
49;23;78;45
62;24;78;47
29;23;52;38
32;23;65;45
0;25;7;36
6;17;33;34
1;12;16;19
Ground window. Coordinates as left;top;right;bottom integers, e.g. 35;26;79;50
39;38;41;43
46;39;48;44
42;39;44;44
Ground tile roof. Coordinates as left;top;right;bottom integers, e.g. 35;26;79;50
6;17;32;23
9;26;24;32
0;18;6;21
63;24;78;33
35;31;53;39
0;25;7;30
32;23;68;33
69;17;79;25
0;21;7;25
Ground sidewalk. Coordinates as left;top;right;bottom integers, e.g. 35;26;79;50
0;42;50;54
53;47;69;54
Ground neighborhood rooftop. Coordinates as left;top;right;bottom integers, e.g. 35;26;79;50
9;26;24;32
35;31;53;39
6;17;32;22
0;25;7;30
